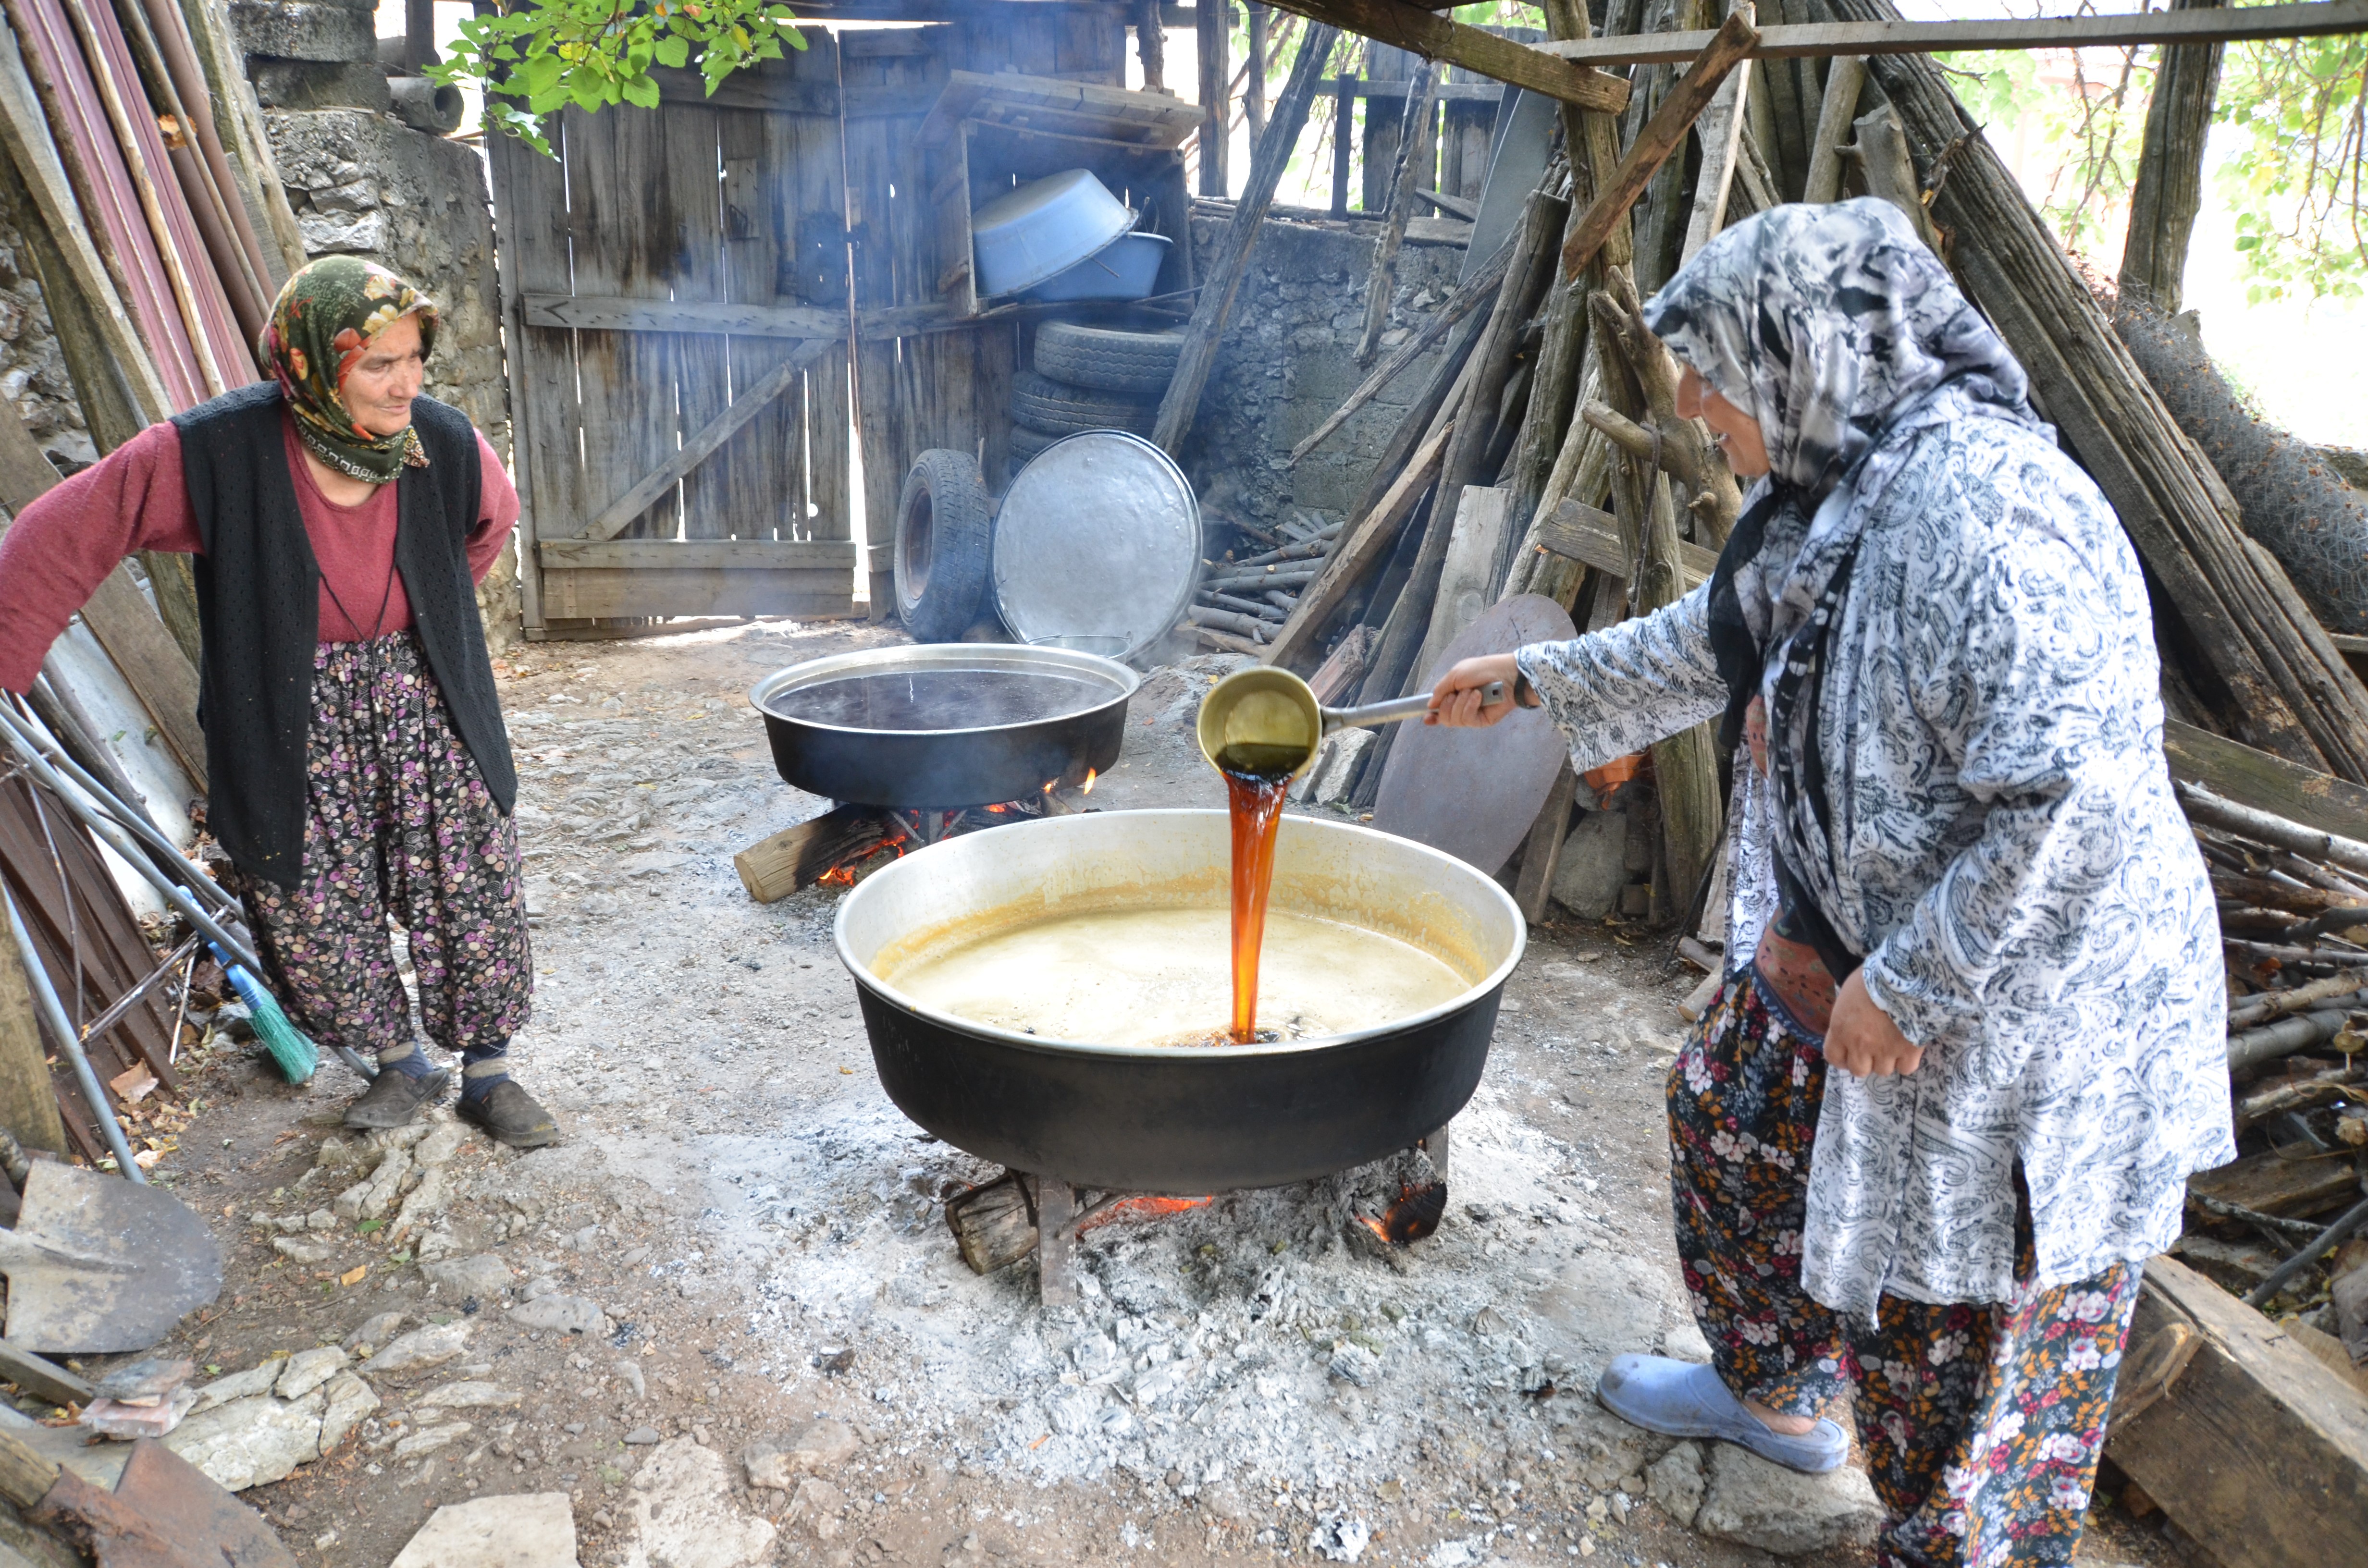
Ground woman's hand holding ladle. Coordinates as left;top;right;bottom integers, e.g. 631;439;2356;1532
1428;654;1529;728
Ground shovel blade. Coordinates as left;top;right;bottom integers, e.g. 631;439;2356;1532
0;1164;222;1353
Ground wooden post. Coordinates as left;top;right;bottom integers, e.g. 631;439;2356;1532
405;0;435;70
1153;21;1341;457
1847;102;1944;252
1679;5;1753;264
1198;0;1230;195
1513;763;1580;923
1246;2;1270;141
1800;52;1865;202
1351;59;1440;366
2119;0;2225;313
1331;69;1355;214
1137;0;1166;91
0;910;70;1157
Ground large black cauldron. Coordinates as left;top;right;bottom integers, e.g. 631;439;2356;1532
750;644;1137;809
833;809;1525;1194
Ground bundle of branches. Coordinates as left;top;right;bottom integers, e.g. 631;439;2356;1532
1187;510;1350;654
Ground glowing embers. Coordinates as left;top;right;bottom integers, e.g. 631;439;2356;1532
1357;1180;1449;1246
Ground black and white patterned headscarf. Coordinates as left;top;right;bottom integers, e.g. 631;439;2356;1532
1643;198;2049;966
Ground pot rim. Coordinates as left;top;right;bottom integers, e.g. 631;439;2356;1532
749;644;1141;740
834;808;1527;1060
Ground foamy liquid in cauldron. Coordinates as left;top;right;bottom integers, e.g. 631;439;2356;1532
878;906;1468;1048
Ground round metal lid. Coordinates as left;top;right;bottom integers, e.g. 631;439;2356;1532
991;431;1200;662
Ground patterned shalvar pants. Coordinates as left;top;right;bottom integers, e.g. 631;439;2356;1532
1668;971;2142;1568
227;631;532;1071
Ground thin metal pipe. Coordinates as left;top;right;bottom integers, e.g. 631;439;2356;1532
0;700;236;912
75;931;196;1058
3;882;144;1183
0;708;261;971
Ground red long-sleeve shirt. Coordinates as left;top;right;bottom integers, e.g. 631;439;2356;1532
0;414;519;694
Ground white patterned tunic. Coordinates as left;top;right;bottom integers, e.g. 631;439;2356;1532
1516;413;2233;1322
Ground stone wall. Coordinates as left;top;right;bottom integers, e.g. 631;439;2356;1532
1179;211;1463;538
0;197;94;474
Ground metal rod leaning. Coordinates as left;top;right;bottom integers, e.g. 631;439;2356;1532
0;700;237;913
3;882;144;1183
0;707;262;973
2242;1192;2368;1307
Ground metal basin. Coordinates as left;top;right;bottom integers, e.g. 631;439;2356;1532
834;809;1526;1193
750;644;1138;808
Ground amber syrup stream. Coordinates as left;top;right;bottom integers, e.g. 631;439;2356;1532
1217;742;1305;1044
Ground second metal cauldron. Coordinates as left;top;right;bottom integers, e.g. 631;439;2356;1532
750;644;1138;808
833;809;1527;1194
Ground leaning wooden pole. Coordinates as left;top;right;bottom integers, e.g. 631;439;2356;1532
1154;21;1342;457
1352;58;1440;367
1561;11;1763;280
2119;0;2226;313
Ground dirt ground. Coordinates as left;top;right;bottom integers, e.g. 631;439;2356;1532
40;619;2198;1568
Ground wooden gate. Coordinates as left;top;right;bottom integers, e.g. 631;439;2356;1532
487;9;1130;637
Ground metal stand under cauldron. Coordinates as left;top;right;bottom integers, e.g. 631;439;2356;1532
948;1127;1452;1304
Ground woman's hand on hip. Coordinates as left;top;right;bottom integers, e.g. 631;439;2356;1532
1429;653;1525;728
1823;969;1923;1078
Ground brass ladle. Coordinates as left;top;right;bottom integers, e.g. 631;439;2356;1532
1195;666;1507;781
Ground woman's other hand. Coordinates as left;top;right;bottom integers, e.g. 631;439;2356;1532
1429;653;1523;727
1824;970;1923;1078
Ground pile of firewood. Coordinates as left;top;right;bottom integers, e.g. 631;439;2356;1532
2176;782;2368;1360
1186;510;1346;652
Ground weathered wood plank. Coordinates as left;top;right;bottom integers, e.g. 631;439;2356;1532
1535;1;2368;64
719;104;798;543
920;69;1199;148
485;124;578;630
541;567;855;621
564;103;678;544
2161;719;2368;847
580;341;831;543
1267;0;1630;112
1530;495;1718;586
664;103;734;540
538;539;860;571
1264;418;1452;671
2107;1254;2368;1568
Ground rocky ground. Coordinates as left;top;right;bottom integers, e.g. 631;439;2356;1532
28;619;2195;1568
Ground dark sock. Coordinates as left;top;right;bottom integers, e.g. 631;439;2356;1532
379;1044;436;1081
459;1041;511;1103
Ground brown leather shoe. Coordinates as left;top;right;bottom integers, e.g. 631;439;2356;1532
457;1079;559;1149
343;1067;449;1130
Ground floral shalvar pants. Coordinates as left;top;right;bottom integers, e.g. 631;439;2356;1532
228;632;531;1072
1668;971;2141;1568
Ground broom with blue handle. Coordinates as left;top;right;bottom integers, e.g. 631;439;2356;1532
208;941;318;1083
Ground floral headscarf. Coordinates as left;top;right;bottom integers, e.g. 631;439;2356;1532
1640;198;2049;969
256;256;440;484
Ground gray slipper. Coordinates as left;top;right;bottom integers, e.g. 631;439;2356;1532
1597;1353;1848;1474
344;1067;449;1130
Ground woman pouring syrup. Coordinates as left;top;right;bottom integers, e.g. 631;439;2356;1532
1431;200;2229;1568
0;257;555;1149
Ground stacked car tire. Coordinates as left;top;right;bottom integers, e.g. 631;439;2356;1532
1009;321;1186;470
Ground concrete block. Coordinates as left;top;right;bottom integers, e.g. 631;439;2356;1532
229;2;377;64
248;57;392;112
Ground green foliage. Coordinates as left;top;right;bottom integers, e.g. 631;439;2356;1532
428;0;808;157
1940;47;2150;257
1939;21;2368;304
2213;32;2368;303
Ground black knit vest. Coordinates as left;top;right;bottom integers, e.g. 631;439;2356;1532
172;383;515;884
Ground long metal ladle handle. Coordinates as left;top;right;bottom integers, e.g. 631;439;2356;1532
1322;681;1506;735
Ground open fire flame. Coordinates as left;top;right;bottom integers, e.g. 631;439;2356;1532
1357;1181;1448;1246
816;825;910;888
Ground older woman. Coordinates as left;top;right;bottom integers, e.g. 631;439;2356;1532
1434;200;2229;1567
0;257;554;1148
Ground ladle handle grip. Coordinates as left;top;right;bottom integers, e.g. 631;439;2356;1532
1323;681;1506;733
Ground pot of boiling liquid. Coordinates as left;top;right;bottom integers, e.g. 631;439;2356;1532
833;809;1524;1194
